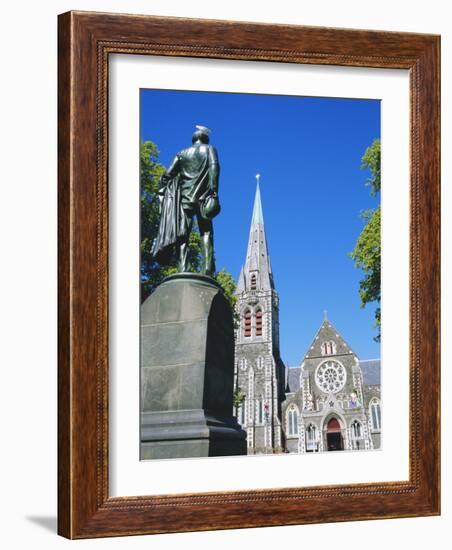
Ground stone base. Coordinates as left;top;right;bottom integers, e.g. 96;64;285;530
141;410;247;459
140;273;247;459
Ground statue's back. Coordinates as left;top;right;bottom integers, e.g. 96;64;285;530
179;143;210;171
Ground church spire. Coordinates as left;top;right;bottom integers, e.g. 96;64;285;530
233;175;284;454
236;175;274;292
252;174;264;225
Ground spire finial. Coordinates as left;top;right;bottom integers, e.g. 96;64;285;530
256;173;261;184
324;309;328;321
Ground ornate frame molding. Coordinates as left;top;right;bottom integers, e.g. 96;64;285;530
58;11;440;538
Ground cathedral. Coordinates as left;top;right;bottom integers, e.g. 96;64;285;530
233;180;381;454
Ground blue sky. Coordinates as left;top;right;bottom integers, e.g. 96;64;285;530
140;89;381;365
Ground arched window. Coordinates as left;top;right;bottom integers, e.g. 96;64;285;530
250;273;257;290
255;308;263;336
306;424;318;451
370;399;381;430
350;420;362;450
351;420;362;439
287;407;299;436
322;340;336;356
244;309;251;337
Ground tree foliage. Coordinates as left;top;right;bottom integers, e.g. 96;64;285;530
350;139;381;341
232;386;245;410
215;268;238;311
361;138;381;196
140;140;237;308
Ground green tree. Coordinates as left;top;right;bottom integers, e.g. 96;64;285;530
350;139;381;341
361;138;381;196
140;140;237;307
215;268;238;311
232;386;245;410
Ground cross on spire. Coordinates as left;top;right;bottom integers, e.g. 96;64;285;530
324;309;328;321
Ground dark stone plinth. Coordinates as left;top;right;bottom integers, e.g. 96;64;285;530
141;410;246;459
140;274;247;459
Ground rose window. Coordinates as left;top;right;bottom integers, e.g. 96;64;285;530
315;361;346;393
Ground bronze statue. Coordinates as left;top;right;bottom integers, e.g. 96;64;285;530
151;125;220;277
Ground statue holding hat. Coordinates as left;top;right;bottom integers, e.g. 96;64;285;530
151;125;220;277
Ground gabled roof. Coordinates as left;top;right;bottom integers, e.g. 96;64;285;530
286;366;302;393
304;318;356;359
359;359;381;385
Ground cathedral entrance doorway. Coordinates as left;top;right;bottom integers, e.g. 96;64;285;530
326;417;344;451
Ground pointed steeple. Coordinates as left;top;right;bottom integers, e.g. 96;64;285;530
251;175;264;225
236;175;274;293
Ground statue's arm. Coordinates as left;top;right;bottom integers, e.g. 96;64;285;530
165;154;180;179
158;154;179;192
155;154;180;212
208;146;220;194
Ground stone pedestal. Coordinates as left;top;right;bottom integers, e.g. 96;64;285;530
140;273;247;459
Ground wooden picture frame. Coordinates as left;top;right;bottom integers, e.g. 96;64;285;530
58;10;440;539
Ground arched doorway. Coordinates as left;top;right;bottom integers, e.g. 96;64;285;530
326;417;344;451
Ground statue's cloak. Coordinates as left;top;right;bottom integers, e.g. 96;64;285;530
150;176;185;263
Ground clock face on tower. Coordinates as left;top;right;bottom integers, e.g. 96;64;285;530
315;360;347;394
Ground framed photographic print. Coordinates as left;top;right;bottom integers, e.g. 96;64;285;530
58;11;440;538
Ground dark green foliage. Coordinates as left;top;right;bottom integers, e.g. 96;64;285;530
140;140;237;308
361;138;381;196
140;140;167;301
350;139;381;342
215;268;238;312
232;386;245;410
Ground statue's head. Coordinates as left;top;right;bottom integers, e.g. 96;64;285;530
192;125;211;144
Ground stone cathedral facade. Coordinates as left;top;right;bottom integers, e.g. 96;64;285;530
234;182;381;455
282;322;381;453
